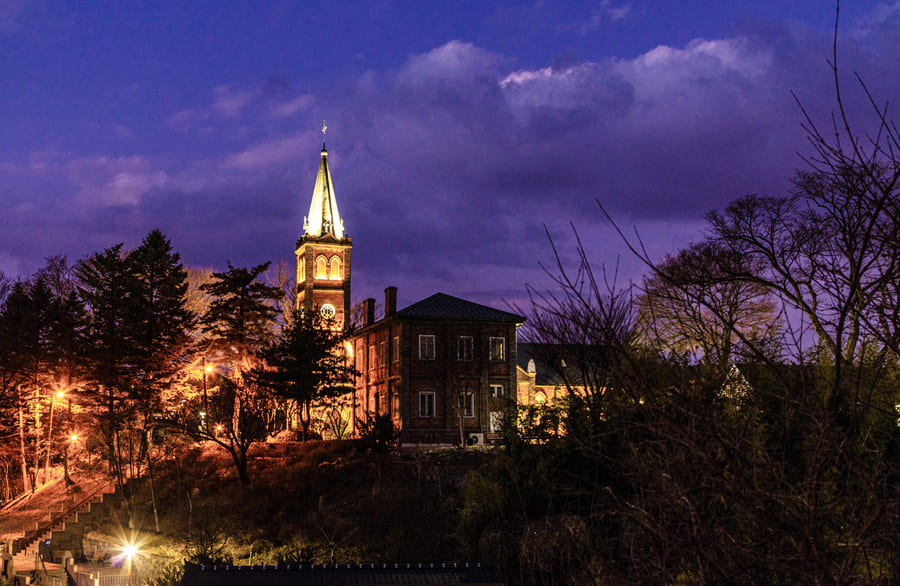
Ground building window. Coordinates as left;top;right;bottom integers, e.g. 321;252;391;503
368;344;376;371
418;335;435;360
392;392;400;417
419;391;435;417
490;384;504;398
298;257;305;283
463;392;475;418
392;335;400;363
315;256;327;279
330;256;342;280
379;341;386;365
489;337;505;361
489;411;503;433
457;336;473;361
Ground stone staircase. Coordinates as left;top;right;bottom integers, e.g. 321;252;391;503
4;477;120;584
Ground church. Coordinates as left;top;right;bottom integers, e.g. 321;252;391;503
295;131;525;444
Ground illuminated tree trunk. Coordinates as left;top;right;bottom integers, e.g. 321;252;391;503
44;394;55;481
32;384;41;486
18;398;31;493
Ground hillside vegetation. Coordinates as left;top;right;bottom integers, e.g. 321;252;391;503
112;439;488;583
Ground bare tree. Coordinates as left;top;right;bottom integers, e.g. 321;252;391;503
474;6;900;583
636;240;781;368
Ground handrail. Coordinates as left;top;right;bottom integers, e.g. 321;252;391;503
15;476;117;556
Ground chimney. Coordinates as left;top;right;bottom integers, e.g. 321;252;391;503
364;298;376;327
385;286;397;317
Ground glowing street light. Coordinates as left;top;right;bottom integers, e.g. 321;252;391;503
114;534;143;585
44;388;69;481
202;358;213;433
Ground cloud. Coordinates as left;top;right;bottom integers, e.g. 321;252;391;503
167;109;209;132
63;155;169;206
268;95;313;118
580;1;631;33
211;86;254;118
3;10;900;308
221;135;309;171
168;78;312;133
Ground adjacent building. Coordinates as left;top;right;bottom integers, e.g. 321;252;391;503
516;343;589;406
349;288;525;445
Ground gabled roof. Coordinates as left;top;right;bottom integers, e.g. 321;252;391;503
517;342;588;386
396;293;525;323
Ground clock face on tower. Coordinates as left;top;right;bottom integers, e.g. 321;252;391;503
320;303;336;320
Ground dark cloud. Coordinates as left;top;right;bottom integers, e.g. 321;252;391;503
2;7;900;309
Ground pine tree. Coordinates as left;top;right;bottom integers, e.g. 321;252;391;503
166;262;282;486
256;308;357;438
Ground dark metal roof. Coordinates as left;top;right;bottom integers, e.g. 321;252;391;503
180;562;504;585
517;343;593;387
396;293;525;323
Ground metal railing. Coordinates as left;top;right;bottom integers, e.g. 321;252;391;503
14;477;117;557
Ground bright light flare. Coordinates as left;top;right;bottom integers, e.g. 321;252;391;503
112;534;145;568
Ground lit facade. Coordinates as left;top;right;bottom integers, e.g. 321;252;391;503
349;288;525;445
296;139;352;330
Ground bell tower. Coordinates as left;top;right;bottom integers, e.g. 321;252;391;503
296;124;352;330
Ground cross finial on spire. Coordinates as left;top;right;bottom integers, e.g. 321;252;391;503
322;121;327;148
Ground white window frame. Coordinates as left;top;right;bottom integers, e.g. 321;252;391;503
490;384;504;398
457;336;473;361
418;334;436;360
419;391;435;417
489;337;505;361
489;411;503;433
463;392;475;418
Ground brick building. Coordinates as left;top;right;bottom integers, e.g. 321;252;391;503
350;288;525;445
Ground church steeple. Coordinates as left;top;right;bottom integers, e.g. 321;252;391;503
303;123;344;239
295;123;352;330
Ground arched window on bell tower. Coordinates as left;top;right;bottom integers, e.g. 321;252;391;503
330;256;342;280
316;256;327;279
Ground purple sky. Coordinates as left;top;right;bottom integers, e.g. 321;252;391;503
2;1;900;310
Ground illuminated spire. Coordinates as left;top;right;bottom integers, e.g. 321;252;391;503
302;122;344;238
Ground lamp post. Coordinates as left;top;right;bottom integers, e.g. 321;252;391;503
43;390;66;482
202;358;212;433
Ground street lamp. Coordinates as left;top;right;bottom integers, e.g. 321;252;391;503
202;358;213;433
44;390;68;483
117;535;141;585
